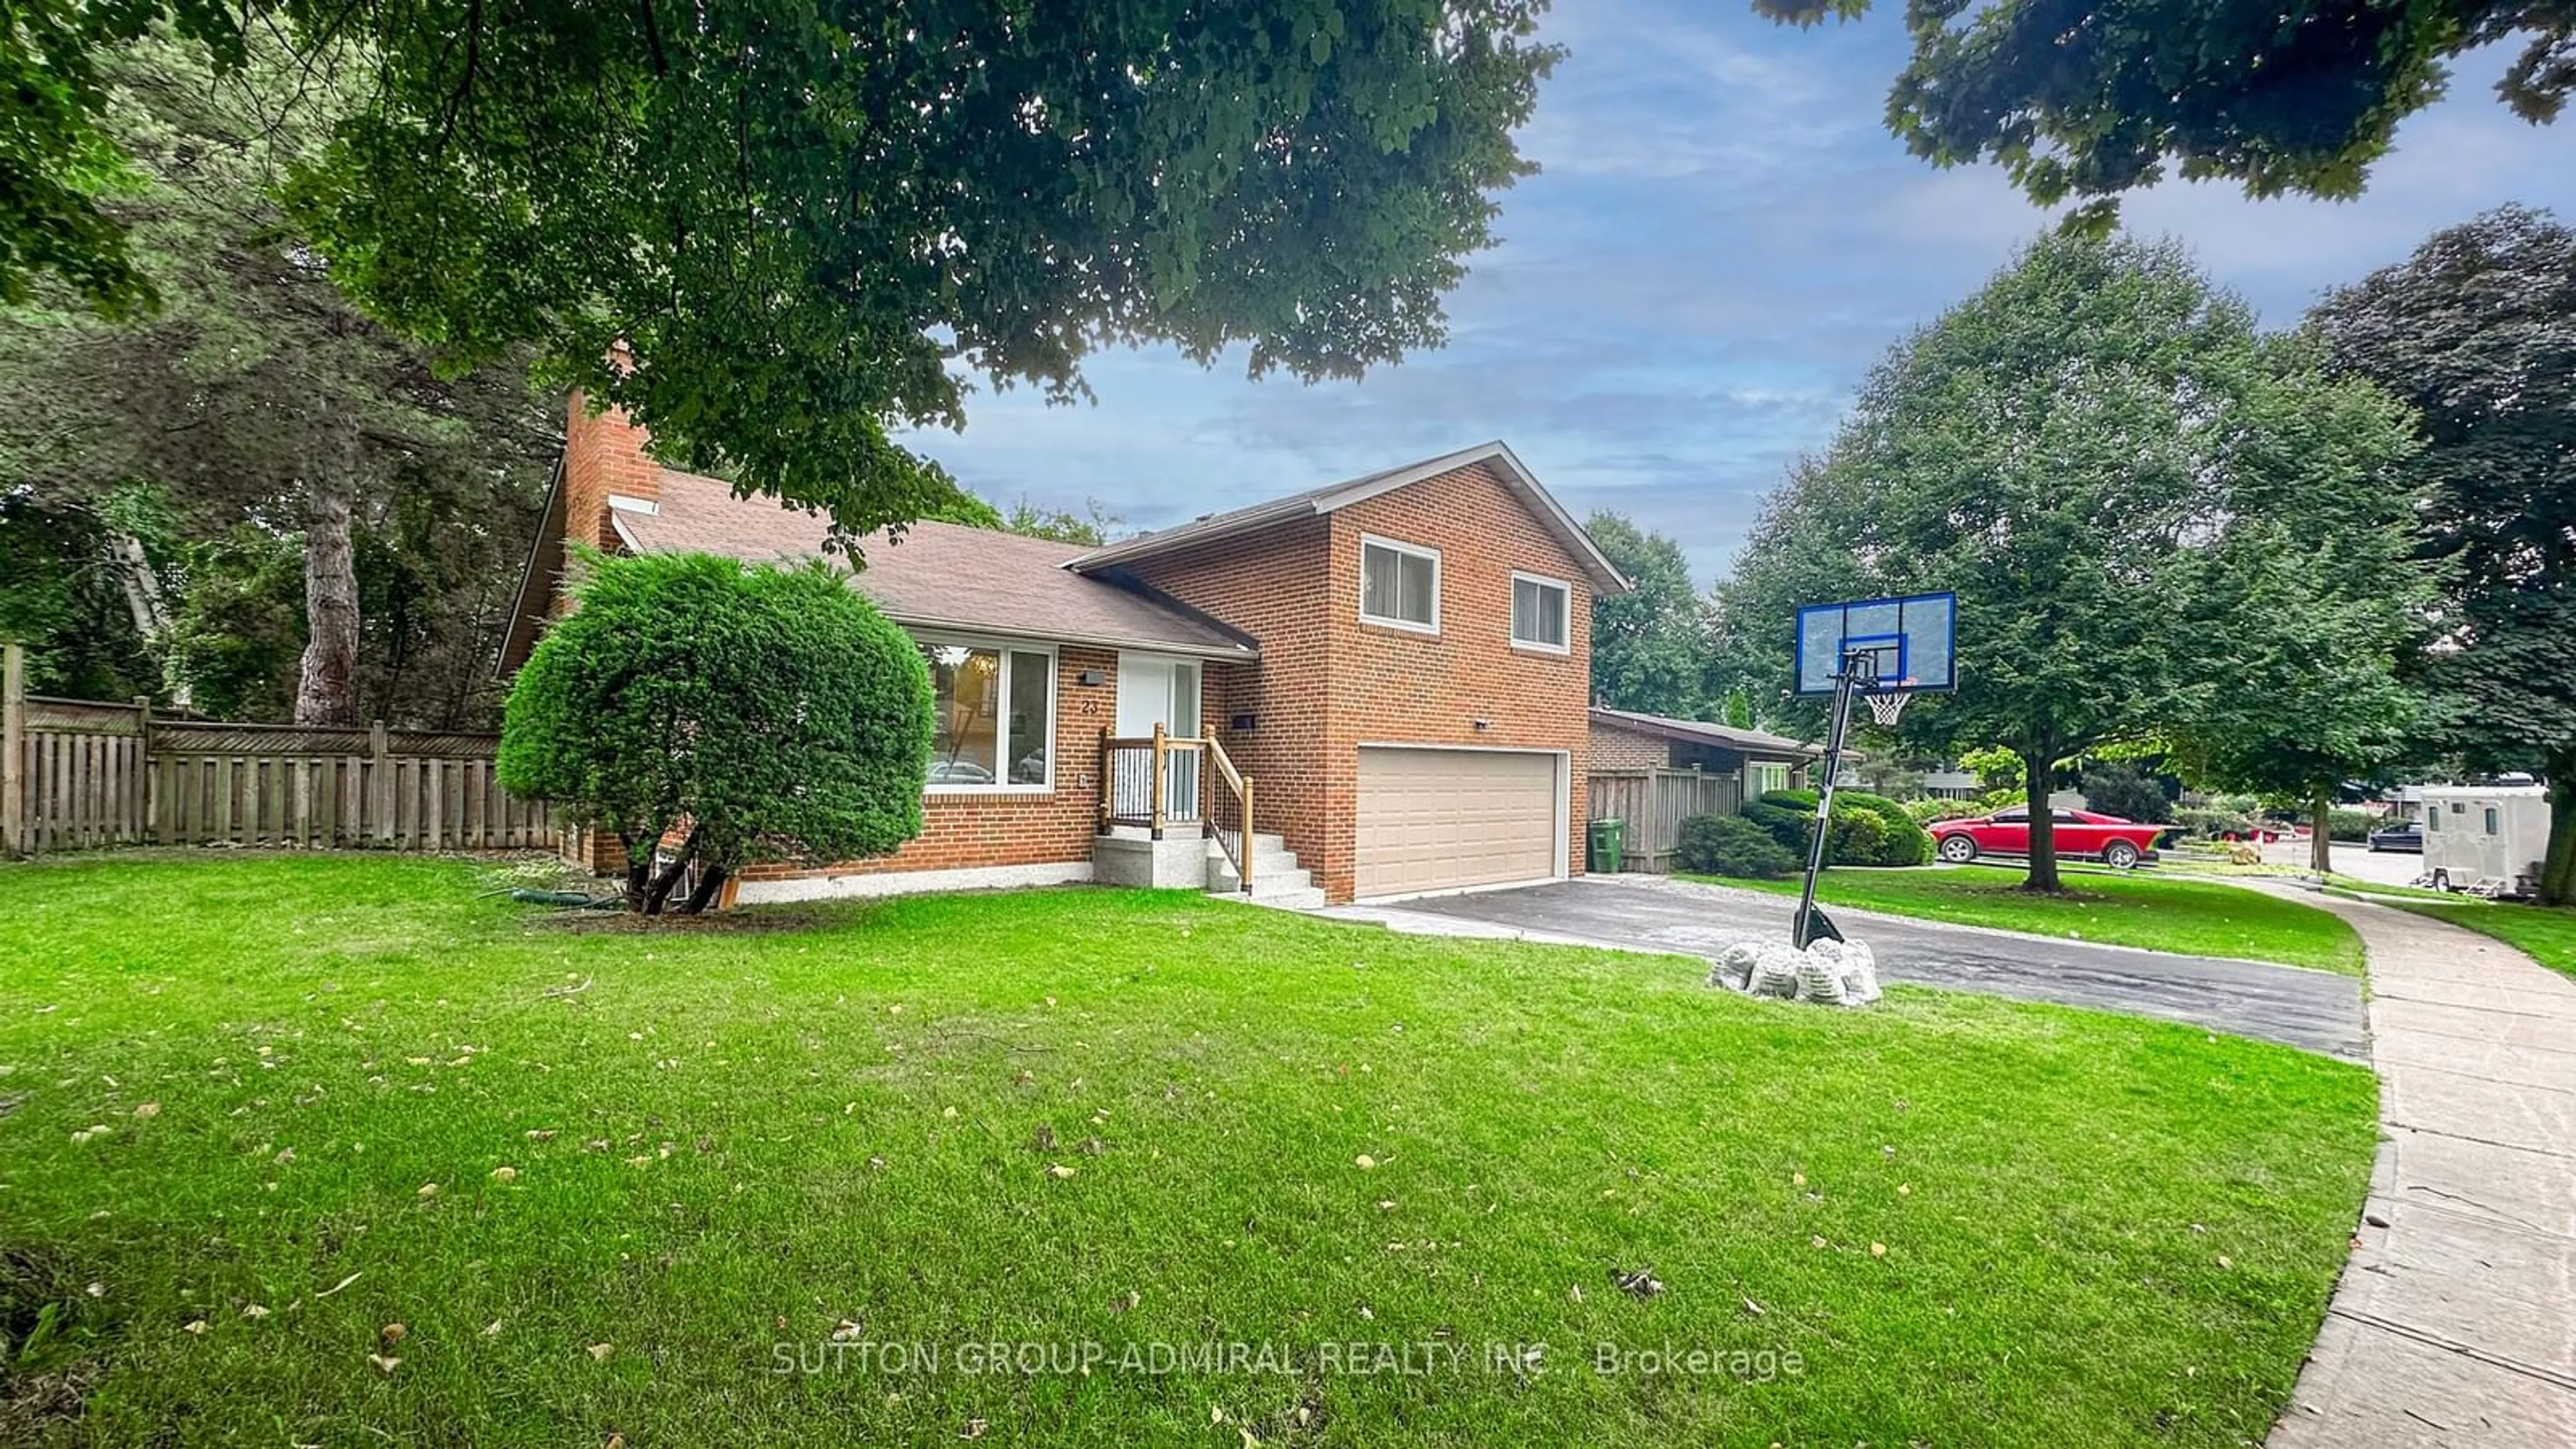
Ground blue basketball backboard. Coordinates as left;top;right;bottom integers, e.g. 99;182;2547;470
1794;592;1957;696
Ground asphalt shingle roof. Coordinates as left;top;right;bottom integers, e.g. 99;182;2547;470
613;470;1256;660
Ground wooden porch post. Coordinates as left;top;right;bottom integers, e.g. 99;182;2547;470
1096;727;1112;835
1148;722;1167;839
1240;774;1254;894
1;641;23;859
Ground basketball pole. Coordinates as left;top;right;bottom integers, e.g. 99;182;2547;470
1791;648;1865;950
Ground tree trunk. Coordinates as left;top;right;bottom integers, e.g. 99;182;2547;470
621;831;653;912
293;470;362;727
2311;790;2334;875
2542;752;2576;908
641;823;701;915
2021;749;2061;892
677;863;728;916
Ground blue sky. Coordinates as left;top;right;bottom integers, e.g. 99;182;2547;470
903;2;2575;588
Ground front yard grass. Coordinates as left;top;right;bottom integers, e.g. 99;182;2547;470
2385;899;2576;981
0;855;2377;1446
1678;865;2365;975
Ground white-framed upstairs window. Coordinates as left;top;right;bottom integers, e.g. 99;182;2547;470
914;636;1056;793
1509;572;1571;653
1358;535;1440;634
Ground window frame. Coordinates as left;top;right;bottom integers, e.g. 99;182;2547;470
1357;533;1442;635
1508;570;1573;654
913;633;1059;796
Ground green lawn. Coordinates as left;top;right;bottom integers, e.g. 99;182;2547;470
0;855;2376;1447
2388;900;2576;981
1680;865;2366;975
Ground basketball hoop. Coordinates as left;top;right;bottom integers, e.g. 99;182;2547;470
1864;691;1913;727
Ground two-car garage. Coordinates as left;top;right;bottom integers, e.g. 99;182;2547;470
1353;745;1568;900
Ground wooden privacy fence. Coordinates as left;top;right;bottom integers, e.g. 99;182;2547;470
3;643;555;857
1588;766;1743;873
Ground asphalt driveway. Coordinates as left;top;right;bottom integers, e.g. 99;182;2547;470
1331;875;2367;1059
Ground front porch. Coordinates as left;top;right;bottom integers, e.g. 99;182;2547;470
1093;727;1322;907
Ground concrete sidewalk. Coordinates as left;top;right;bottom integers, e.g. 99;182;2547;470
2267;891;2576;1447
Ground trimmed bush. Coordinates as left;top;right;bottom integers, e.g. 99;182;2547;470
1676;814;1801;879
2176;805;2259;840
2328;808;2374;843
2080;763;2174;823
1906;797;1981;824
499;551;934;914
1746;788;1936;867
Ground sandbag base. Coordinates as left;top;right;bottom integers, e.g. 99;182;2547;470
1709;938;1882;1008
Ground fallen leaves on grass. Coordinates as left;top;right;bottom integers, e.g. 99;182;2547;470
588;1342;615;1362
367;1353;400;1374
1044;1164;1077;1180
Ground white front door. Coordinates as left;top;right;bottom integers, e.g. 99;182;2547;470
1117;656;1201;820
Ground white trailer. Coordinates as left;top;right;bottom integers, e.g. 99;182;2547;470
2420;784;2553;896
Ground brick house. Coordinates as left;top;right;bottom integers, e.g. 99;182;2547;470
1588;706;1823;798
502;394;1628;906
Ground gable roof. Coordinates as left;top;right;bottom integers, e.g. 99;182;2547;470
1589;706;1825;761
1065;441;1631;593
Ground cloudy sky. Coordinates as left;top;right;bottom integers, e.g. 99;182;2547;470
902;2;2575;587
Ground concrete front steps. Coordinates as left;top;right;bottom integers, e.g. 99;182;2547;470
1090;827;1326;908
1207;833;1326;909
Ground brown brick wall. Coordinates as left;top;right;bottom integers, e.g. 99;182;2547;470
561;390;661;559
735;645;1116;886
1314;464;1595;902
1126;461;1597;904
1591;720;1670;770
1118;519;1336;882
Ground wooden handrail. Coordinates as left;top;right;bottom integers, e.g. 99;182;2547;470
1203;733;1245;793
1202;734;1252;896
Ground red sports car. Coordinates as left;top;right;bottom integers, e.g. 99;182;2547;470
1931;807;2167;869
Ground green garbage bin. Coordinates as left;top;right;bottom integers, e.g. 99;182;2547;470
1588;817;1624;874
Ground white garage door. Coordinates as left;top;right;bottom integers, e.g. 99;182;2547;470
1356;747;1561;899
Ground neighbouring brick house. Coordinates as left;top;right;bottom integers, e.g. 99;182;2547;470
502;393;1629;907
1588;706;1823;796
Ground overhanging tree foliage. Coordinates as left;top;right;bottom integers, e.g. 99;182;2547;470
0;36;557;727
2159;341;2434;873
2310;205;2576;903
12;1;1558;547
1762;1;2573;223
1715;233;2424;890
497;553;934;914
1584;511;1707;717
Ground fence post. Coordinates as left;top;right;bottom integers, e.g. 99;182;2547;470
1;641;22;858
130;695;152;845
368;720;392;847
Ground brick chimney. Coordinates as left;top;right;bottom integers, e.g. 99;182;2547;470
562;349;660;551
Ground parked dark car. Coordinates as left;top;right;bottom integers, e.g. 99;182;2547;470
2367;820;2424;853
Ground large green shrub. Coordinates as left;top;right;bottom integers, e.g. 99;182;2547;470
2080;763;2174;823
499;551;933;914
1745;788;1935;867
2328;808;2375;843
1675;814;1801;879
